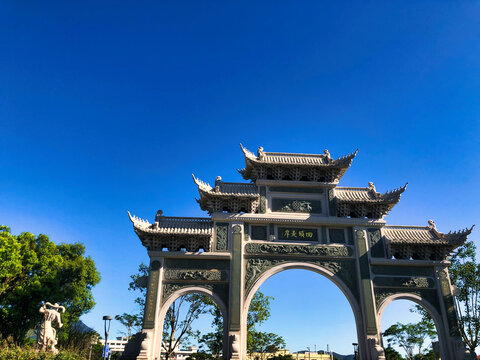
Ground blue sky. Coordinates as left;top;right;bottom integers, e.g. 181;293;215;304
1;1;479;355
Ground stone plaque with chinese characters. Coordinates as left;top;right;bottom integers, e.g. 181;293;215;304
278;227;318;241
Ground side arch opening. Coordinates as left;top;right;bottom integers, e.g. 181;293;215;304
154;286;228;360
378;293;447;360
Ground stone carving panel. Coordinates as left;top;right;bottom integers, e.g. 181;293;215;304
215;223;229;251
368;228;385;258
164;269;226;281
244;242;353;257
373;276;434;289
162;282;229;307
272;199;322;213
374;288;441;315
244;257;358;302
259;187;267;214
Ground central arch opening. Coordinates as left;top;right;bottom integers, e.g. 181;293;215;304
244;264;359;360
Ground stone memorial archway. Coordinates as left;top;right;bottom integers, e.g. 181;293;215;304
129;145;473;360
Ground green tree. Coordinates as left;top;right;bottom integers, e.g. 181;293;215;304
162;294;211;360
384;346;403;360
198;291;284;358
186;352;216;360
247;331;285;360
413;349;436;360
0;226;100;345
383;319;435;360
127;262;149;328
115;313;141;339
449;240;480;357
246;293;285;358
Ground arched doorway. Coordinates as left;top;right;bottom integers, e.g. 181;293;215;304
243;263;364;359
378;294;446;360
154;287;229;360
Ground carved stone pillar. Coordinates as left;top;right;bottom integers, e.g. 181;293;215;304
354;228;379;360
228;224;244;360
138;258;163;360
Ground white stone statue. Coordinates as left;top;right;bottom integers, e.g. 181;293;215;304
37;302;65;353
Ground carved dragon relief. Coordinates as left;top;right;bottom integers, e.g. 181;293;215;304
244;242;353;257
164;269;226;282
244;257;357;301
281;200;313;213
373;276;434;289
215;223;229;251
161;282;229;306
374;287;441;315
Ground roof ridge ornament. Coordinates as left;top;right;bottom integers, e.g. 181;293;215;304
427;219;440;237
192;174;213;192
215;176;222;192
257;146;265;160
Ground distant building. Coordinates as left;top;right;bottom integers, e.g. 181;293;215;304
99;337;129;353
168;345;198;360
247;349;332;360
292;350;332;360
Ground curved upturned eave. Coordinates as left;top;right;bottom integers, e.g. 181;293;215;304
192;174;213;192
127;211;213;236
443;225;475;247
335;183;408;205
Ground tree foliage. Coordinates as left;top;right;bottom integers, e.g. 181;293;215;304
197;291;285;359
127;262;149;327
247;331;285;360
246;293;285;358
162;294;211;360
0;226;100;345
115;313;141;339
384;346;403;360
383;315;436;360
449;240;480;356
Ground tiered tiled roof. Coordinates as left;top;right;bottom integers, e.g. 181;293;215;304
239;145;358;183
383;221;474;260
333;182;407;219
128;211;212;251
193;175;260;214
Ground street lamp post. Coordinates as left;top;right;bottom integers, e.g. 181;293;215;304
352;343;358;360
103;315;113;360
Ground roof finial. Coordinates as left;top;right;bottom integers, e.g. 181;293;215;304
428;220;436;231
257;146;265;160
154;210;164;229
368;182;376;193
215;176;222;192
324;149;332;163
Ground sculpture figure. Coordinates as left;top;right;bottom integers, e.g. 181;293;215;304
37;302;65;353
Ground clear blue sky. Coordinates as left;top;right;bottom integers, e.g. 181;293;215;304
1;1;479;355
